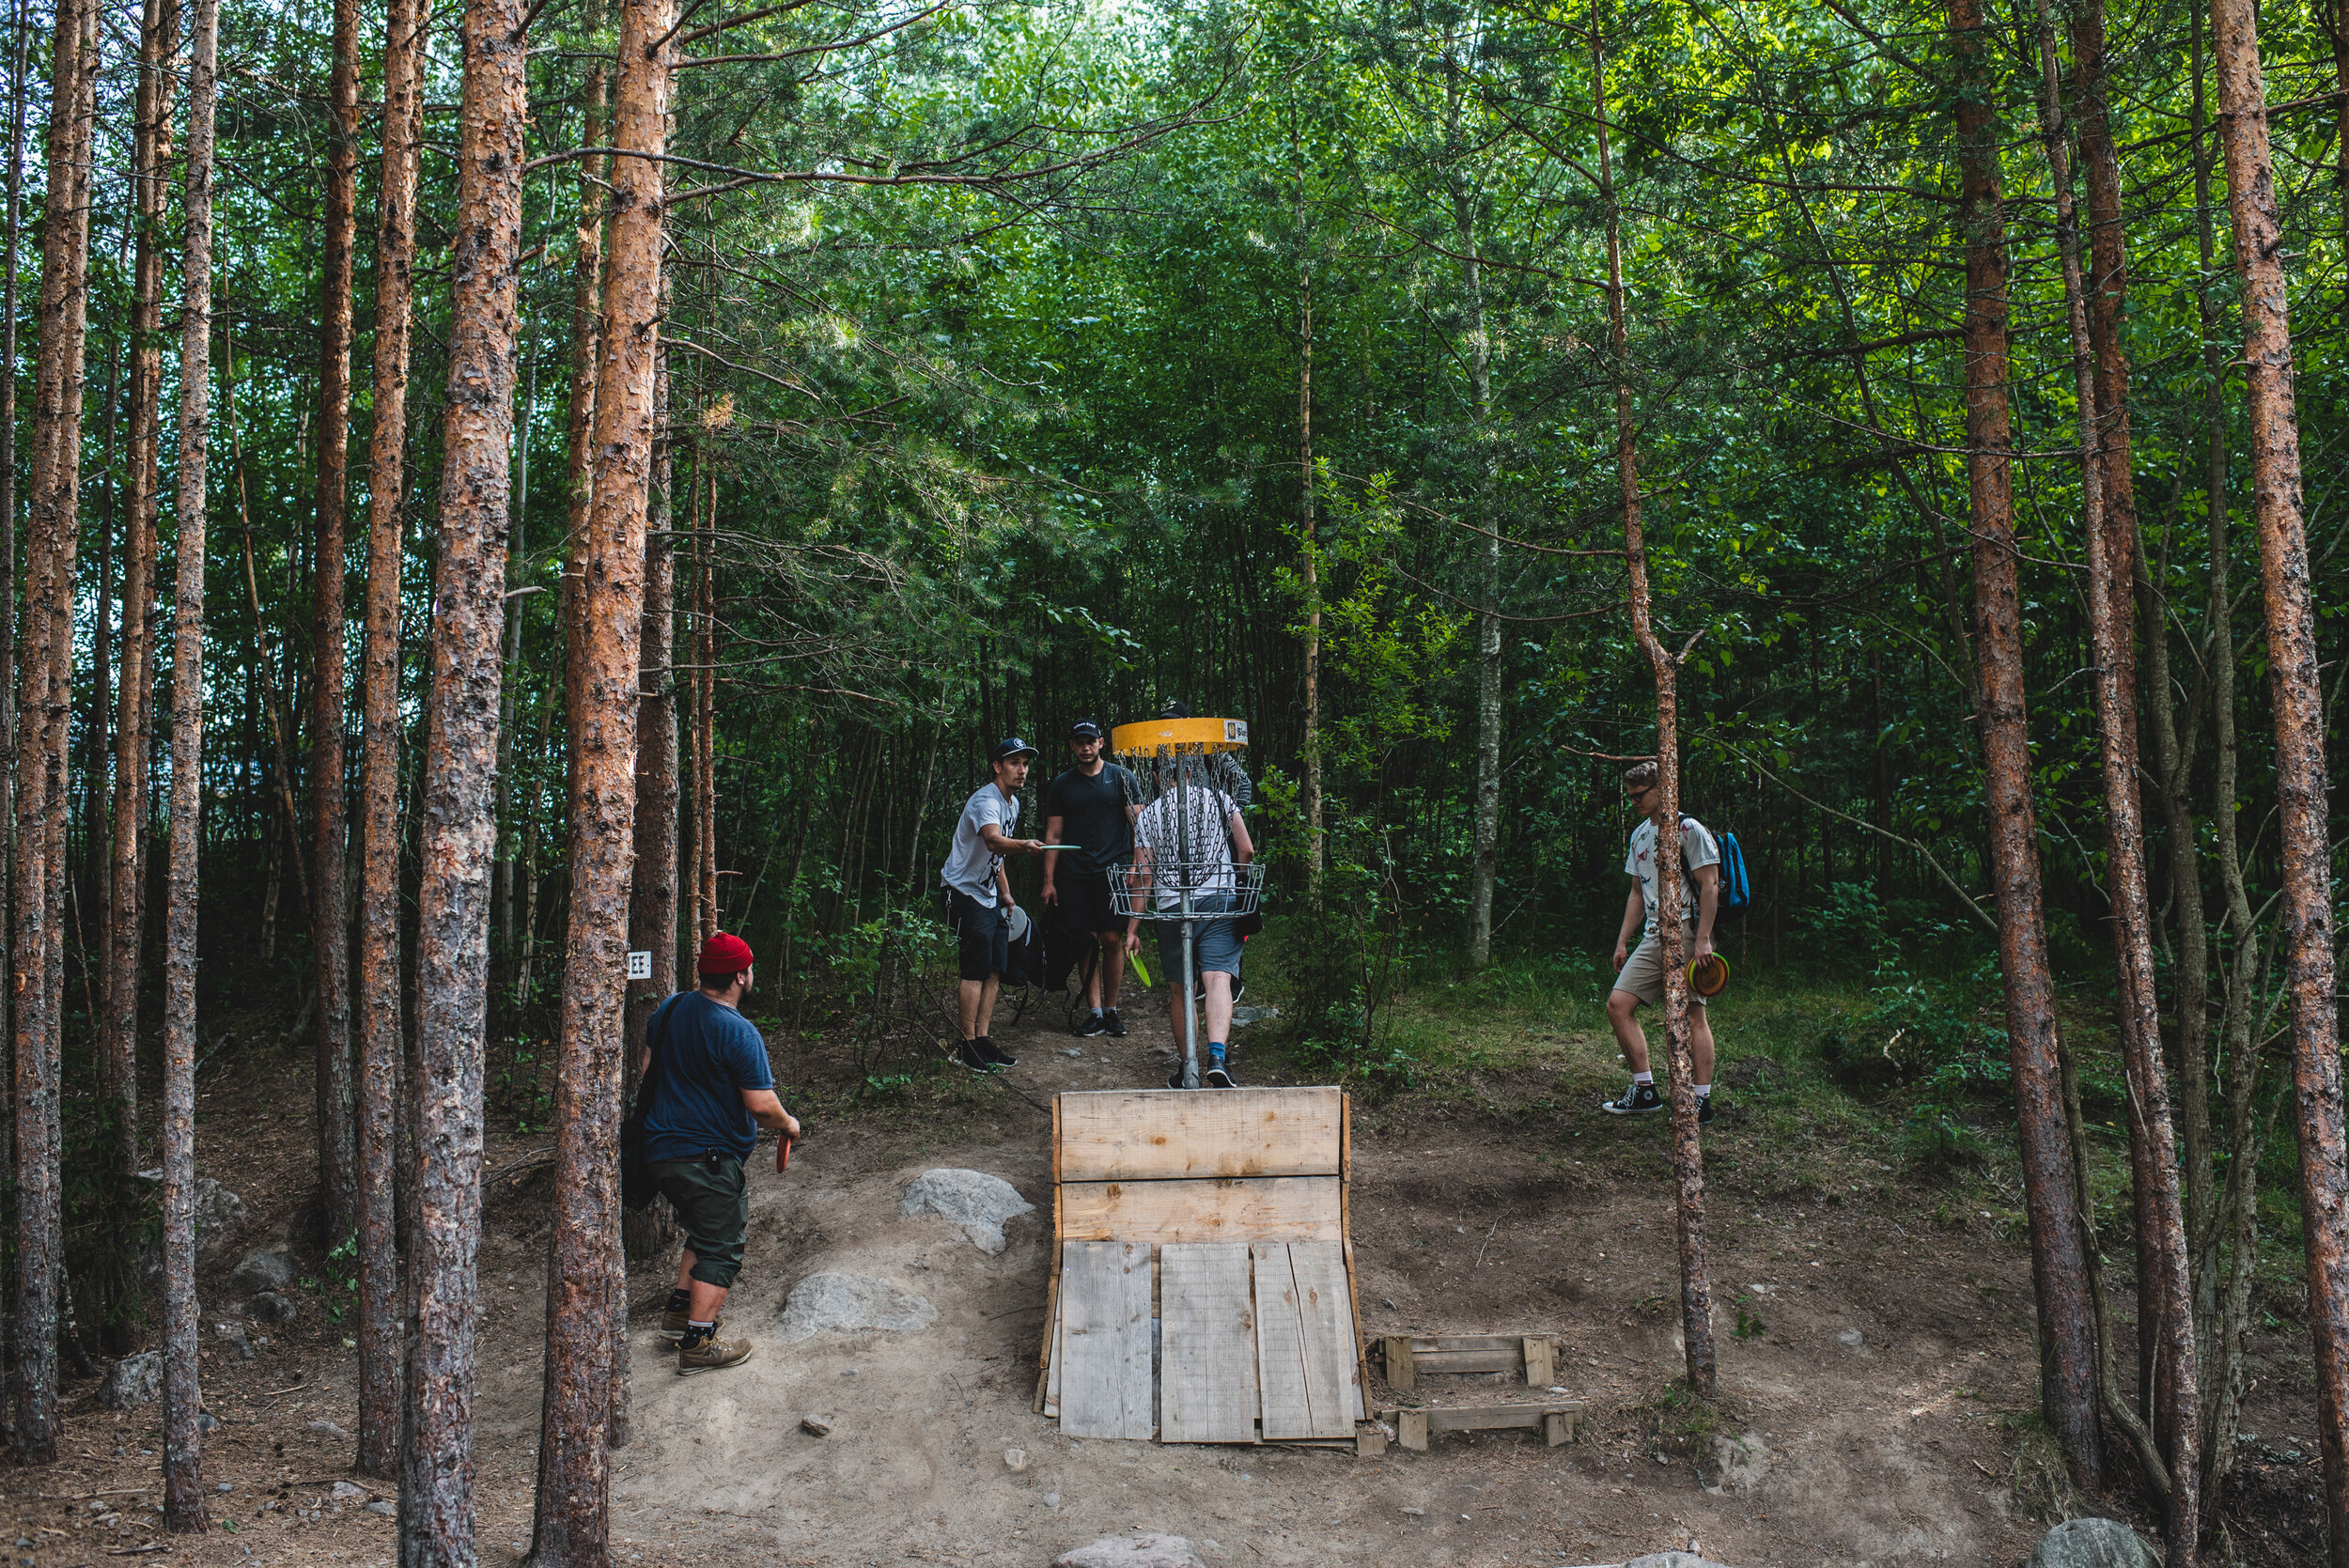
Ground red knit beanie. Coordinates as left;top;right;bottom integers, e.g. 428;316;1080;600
697;932;754;977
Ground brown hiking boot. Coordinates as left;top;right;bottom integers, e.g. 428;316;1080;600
677;1330;754;1376
661;1309;717;1343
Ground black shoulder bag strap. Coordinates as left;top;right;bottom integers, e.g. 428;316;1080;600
636;992;680;1112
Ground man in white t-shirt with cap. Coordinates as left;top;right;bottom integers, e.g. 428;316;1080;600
940;737;1046;1071
1601;758;1722;1124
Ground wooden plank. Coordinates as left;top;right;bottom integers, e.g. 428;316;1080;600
1355;1425;1388;1457
1410;1348;1523;1374
1396;1409;1428;1452
1159;1243;1259;1444
1252;1244;1315;1440
1382;1335;1416;1393
1057;1176;1343;1245
1053;1089;1346;1182
1523;1336;1555;1389
1057;1241;1153;1440
1544;1411;1574;1447
1289;1241;1362;1431
1402;1335;1540;1353
1044;1285;1063;1415
1374;1403;1584;1437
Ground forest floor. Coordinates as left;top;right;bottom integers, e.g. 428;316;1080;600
1;948;2329;1568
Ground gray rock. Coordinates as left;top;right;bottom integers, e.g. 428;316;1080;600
212;1322;255;1360
897;1168;1034;1255
1230;1004;1280;1027
229;1249;295;1293
245;1290;299;1324
801;1414;833;1436
2029;1518;2162;1568
1054;1536;1207;1568
331;1482;369;1500
776;1272;936;1343
98;1351;163;1409
1626;1556;1739;1568
367;1500;396;1516
194;1179;248;1253
1707;1431;1773;1492
307;1419;348;1438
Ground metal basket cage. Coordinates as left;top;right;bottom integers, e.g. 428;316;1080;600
1111;859;1266;922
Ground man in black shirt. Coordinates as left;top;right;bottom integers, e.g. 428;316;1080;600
1042;718;1142;1037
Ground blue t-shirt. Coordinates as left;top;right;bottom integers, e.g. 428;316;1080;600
641;990;775;1164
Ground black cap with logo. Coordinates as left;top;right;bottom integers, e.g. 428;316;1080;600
991;737;1039;763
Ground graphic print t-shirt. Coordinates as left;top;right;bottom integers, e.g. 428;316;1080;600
940;783;1020;905
1043;763;1139;874
1135;787;1240;910
1625;815;1721;935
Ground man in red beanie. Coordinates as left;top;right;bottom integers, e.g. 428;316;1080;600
638;931;800;1374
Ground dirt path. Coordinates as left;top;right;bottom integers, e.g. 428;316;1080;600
8;984;2321;1566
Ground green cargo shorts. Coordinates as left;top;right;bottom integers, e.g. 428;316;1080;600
649;1156;749;1288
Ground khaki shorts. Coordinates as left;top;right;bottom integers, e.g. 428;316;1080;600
1613;922;1706;1008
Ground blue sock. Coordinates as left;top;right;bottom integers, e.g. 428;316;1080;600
1209;1041;1227;1061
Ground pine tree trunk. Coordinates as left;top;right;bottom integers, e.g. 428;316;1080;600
2208;0;2349;1554
1294;130;1321;892
13;0;96;1465
1949;0;2103;1484
310;0;362;1248
692;469;716;945
403;0;530;1548
528;0;669;1547
102;0;176;1195
160;0;218;1520
2038;4;2201;1545
1595;14;1712;1401
352;0;429;1485
1447;66;1499;970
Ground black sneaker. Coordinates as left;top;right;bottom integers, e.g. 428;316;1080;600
1101;1009;1128;1038
954;1040;1001;1073
1602;1081;1664;1115
979;1037;1018;1067
1167;1070;1190;1090
1698;1093;1716;1126
1205;1057;1237;1089
1077;1012;1111;1038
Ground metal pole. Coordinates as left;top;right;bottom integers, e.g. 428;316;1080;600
1175;748;1198;1089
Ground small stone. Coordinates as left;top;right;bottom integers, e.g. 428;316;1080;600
1052;1533;1203;1568
215;1482;233;1494
196;1410;220;1434
245;1290;299;1325
229;1248;296;1294
367;1501;396;1516
1003;1447;1028;1471
1064;1048;1083;1057
801;1415;832;1436
1043;1492;1062;1509
307;1419;349;1438
1400;1506;1424;1516
331;1482;368;1500
1836;1327;1865;1350
214;1322;256;1360
1382;1297;1397;1311
98;1350;163;1408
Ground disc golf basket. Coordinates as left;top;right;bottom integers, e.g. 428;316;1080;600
1110;716;1265;1090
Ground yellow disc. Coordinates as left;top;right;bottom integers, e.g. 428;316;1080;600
1688;954;1730;998
1110;716;1250;756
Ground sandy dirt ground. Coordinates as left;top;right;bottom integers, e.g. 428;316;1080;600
1;985;2326;1567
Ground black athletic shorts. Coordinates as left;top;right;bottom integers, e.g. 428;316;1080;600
948;889;1010;981
1056;870;1119;936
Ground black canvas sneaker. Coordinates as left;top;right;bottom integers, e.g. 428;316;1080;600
978;1037;1018;1067
1698;1093;1717;1126
1601;1081;1665;1115
1101;1009;1128;1037
1077;1012;1111;1038
954;1040;1001;1073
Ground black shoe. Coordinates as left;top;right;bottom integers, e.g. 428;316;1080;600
1077;1013;1110;1038
979;1037;1018;1067
954;1040;1001;1073
1168;1070;1189;1090
1698;1093;1716;1126
1205;1058;1236;1088
1602;1081;1664;1115
1101;1008;1128;1038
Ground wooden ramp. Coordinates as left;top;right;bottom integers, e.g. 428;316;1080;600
1035;1087;1368;1444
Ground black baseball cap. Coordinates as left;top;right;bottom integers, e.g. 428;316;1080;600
1158;701;1189;719
991;737;1038;763
1069;719;1105;740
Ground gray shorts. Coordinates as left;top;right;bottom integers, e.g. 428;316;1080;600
1613;922;1706;1009
1154;894;1242;979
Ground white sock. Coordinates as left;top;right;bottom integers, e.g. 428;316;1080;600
1632;1071;1654;1086
1695;1084;1711;1097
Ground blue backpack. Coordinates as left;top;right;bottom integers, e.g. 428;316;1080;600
1685;816;1750;917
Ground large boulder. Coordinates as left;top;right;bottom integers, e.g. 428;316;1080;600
898;1169;1034;1255
1054;1536;1207;1568
775;1272;936;1343
229;1248;295;1293
98;1351;163;1409
2029;1518;2161;1568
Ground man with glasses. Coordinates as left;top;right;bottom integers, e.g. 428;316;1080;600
1602;759;1722;1123
1041;719;1143;1037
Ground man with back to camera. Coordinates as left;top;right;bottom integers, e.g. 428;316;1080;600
1601;759;1723;1125
1126;756;1253;1087
1156;701;1252;812
641;932;801;1374
1042;718;1143;1038
941;737;1047;1072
